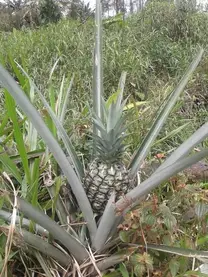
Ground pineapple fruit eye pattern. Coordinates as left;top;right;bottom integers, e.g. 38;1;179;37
83;84;139;214
84;159;138;213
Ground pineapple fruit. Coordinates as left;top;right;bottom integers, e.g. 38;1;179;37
84;92;139;213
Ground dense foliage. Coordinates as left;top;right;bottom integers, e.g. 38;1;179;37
0;2;207;144
39;0;62;24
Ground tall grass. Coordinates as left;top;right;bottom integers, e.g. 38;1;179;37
0;4;207;156
0;3;208;98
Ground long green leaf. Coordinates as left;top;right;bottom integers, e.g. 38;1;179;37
103;149;208;241
16;63;84;179
129;48;204;178
96;255;127;272
4;91;31;189
93;0;103;138
119;149;208;213
16;228;71;266
0;65;97;242
152;122;190;146
117;71;127;108
98;243;208;272
0;209;48;236
154;122;208;174
93;192;116;252
56;74;65;118
49;57;60;81
128;243;208;259
60;74;74;124
8;54;30;97
16;197;88;262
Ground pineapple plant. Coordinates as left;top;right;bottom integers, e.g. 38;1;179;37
0;0;208;275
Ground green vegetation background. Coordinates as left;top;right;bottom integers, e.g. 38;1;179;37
1;2;207;151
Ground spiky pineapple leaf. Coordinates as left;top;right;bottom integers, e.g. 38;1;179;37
17;197;88;262
154;122;208;175
92;70;129;160
92;192;116;252
16;228;71;267
0;64;97;241
129;48;204;179
93;0;103;138
106;96;127;132
117;71;127;107
127;243;208;259
102;149;208;240
124;150;208;212
16;63;84;179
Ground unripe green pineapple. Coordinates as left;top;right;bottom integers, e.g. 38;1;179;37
83;92;139;213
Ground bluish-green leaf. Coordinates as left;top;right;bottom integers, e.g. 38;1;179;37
93;0;103;138
0;65;97;241
129;48;204;178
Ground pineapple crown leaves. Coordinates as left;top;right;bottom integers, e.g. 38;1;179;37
92;87;131;162
92;133;127;162
93;110;128;141
105;90;128;132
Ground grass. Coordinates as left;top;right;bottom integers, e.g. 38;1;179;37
0;1;208;276
0;4;207;142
